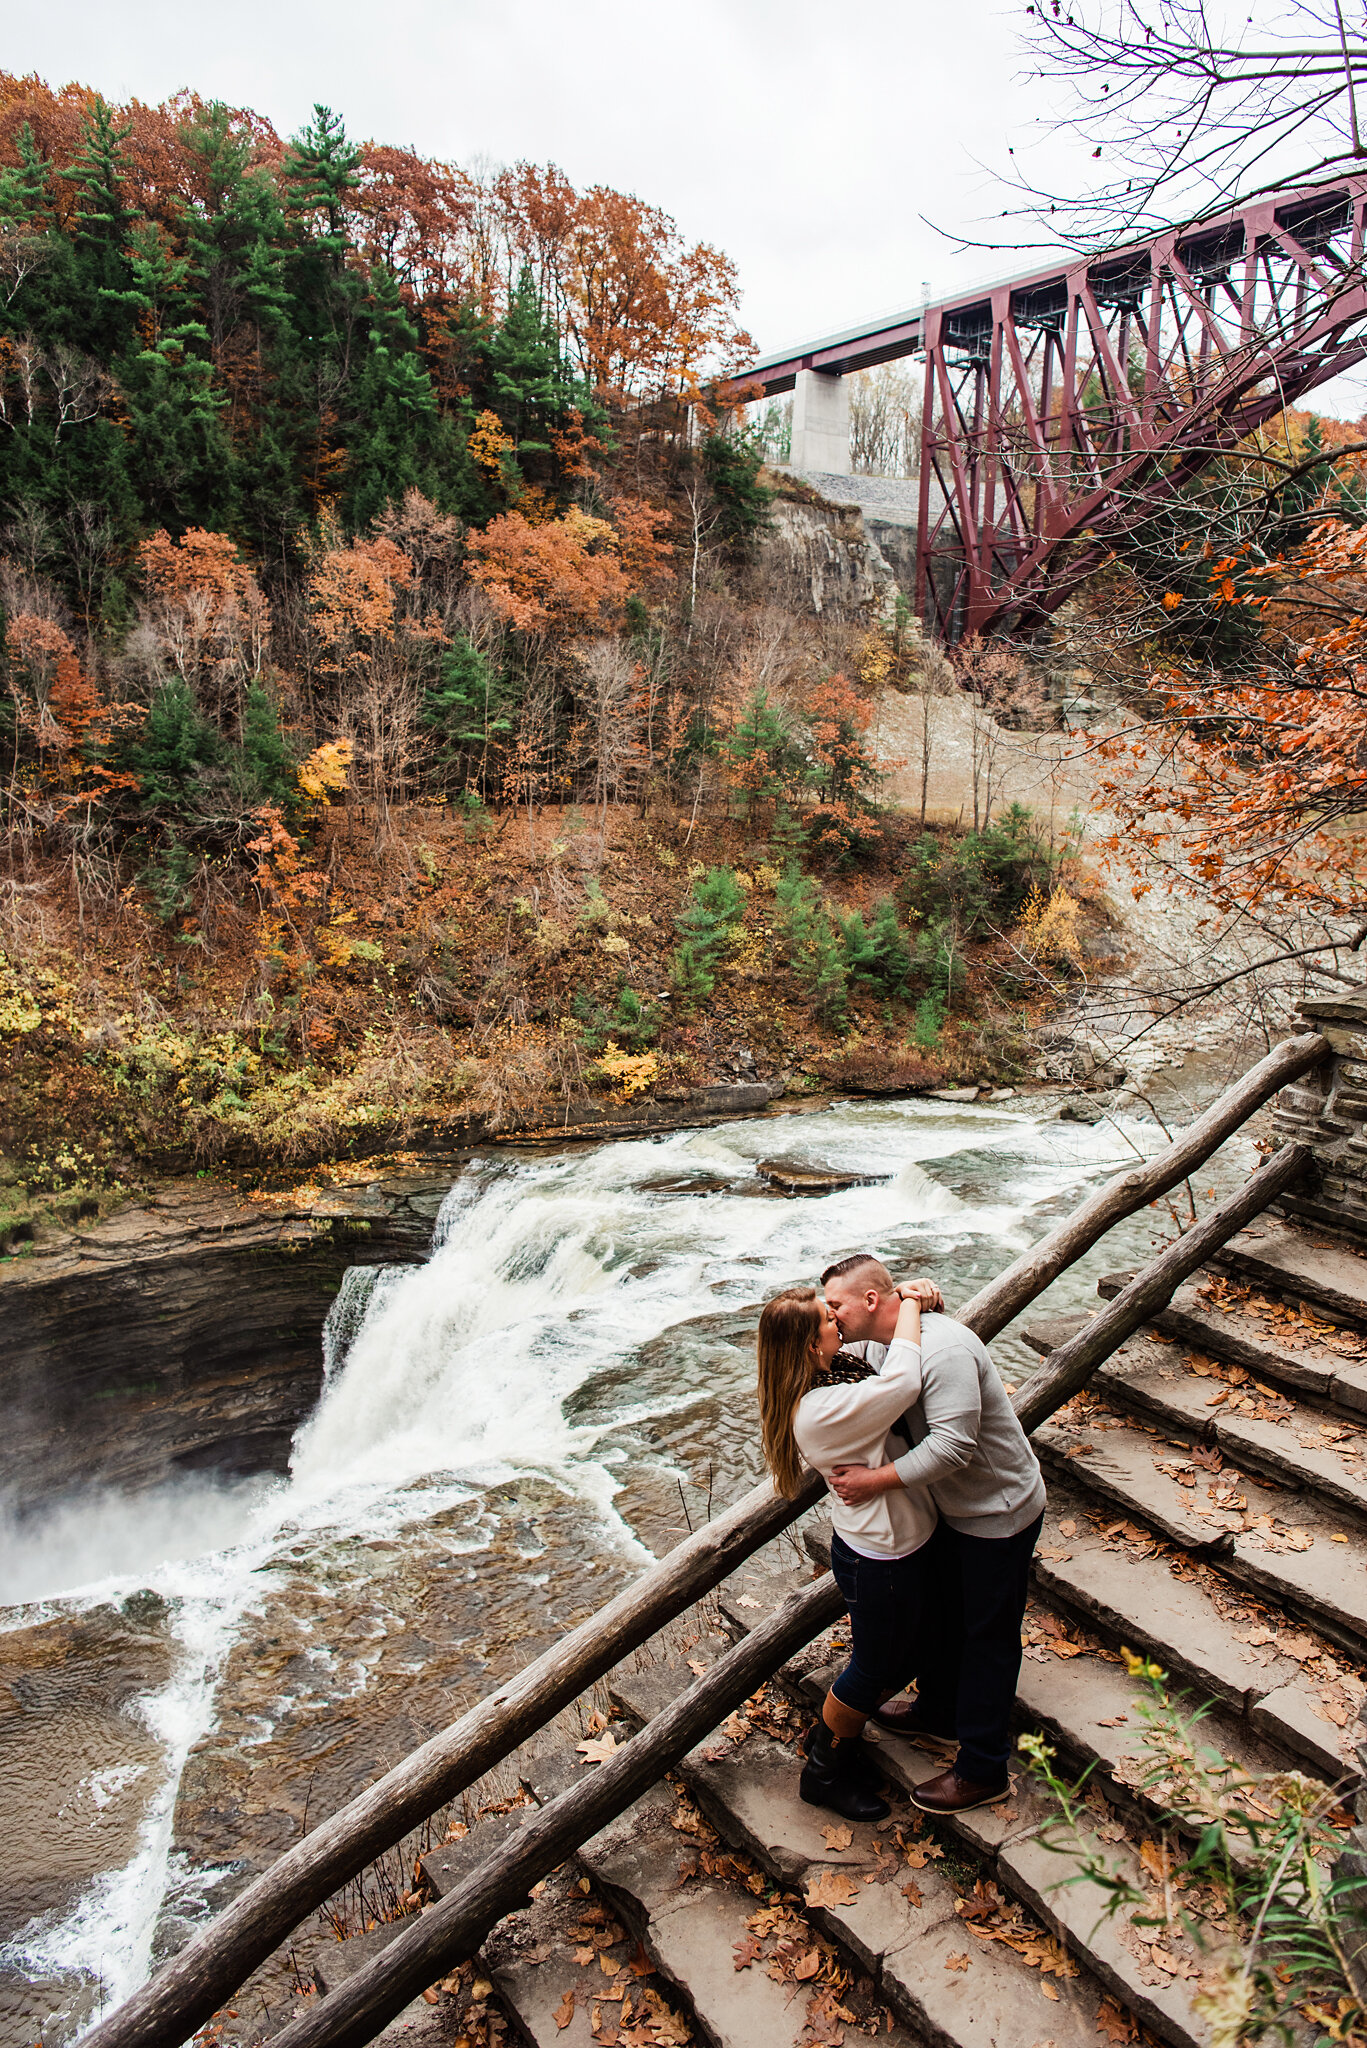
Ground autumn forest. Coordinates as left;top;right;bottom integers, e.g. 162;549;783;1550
4;69;1367;1219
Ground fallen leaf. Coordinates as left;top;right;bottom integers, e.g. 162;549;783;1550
1192;1444;1223;1471
1281;1634;1318;1662
577;1732;620;1766
686;1659;708;1677
1139;1840;1166;1884
1038;1547;1074;1561
737;1595;763;1609
1332;1533;1350;1543
1096;1715;1128;1727
733;1933;762;1971
1041;1980;1061;2001
945;1953;970;1972
421;1988;441;2005
554;1990;576;2031
575;1946;596;1966
1058;1519;1077;1537
902;1880;923;1908
599;1953;623;1978
794;1949;822;1981
1051;1639;1088;1659
805;1870;862;1909
1149;1947;1177;1976
822;1823;854;1851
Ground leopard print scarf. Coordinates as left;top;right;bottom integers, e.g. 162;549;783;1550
819;1349;876;1386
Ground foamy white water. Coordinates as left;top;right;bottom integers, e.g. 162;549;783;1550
1;1095;1248;2037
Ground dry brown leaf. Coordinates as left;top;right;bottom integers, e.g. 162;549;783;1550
902;1880;923;1908
733;1933;762;1971
577;1731;620;1766
821;1824;854;1852
1058;1519;1077;1537
1041;1980;1060;2001
554;1990;576;2031
794;1949;822;1981
805;1870;862;1909
944;1953;970;1972
575;1946;596;1966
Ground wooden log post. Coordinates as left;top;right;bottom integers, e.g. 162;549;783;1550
82;1037;1324;2048
264;1576;849;2048
957;1032;1326;1342
257;1145;1313;2048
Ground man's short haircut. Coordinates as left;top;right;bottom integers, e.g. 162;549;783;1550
820;1252;894;1293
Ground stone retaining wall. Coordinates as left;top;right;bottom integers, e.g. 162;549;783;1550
1274;991;1367;1242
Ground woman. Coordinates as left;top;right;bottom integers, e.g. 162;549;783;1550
756;1282;933;1823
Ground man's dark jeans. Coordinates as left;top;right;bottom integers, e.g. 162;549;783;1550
911;1511;1044;1784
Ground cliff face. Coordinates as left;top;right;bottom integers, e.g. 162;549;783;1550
0;1174;449;1503
0;1083;790;1507
757;498;900;621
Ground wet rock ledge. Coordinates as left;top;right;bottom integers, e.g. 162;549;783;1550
0;1168;455;1505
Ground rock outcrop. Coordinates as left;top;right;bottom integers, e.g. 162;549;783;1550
0;1171;450;1503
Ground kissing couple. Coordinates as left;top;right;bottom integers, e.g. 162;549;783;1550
756;1253;1045;1822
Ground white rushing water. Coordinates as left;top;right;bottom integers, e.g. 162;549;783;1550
0;1094;1252;2035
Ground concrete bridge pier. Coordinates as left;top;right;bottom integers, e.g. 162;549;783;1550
789;368;849;473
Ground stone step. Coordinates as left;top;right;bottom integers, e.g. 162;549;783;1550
485;1861;700;2048
1034;1492;1361;1782
1090;1334;1367;1525
1034;1404;1367;1658
1086;1275;1367;1414
1028;1280;1367;1409
679;1576;1222;2048
1216;1220;1367;1330
579;1787;922;2048
676;1724;1110;2048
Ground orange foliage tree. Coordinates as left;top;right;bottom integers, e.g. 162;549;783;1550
1096;517;1367;918
138;527;271;722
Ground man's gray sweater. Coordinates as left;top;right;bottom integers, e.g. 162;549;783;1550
857;1313;1045;1539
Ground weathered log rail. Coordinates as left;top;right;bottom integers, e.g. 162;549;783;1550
82;1032;1327;2048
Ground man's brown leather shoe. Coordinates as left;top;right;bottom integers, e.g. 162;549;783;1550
869;1700;956;1747
911;1767;1010;1814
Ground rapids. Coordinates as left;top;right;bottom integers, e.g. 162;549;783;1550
0;1094;1255;2044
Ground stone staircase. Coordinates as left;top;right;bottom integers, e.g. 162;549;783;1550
436;1210;1366;2048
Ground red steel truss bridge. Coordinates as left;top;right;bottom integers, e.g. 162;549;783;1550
726;173;1367;640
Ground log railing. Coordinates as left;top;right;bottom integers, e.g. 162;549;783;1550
82;1033;1326;2048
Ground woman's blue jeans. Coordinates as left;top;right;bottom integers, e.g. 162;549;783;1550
828;1530;929;1715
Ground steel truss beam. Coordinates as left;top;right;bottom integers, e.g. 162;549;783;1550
729;175;1367;640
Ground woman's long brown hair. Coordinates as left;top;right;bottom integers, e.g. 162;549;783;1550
757;1286;823;1499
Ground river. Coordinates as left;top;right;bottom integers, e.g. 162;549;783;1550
0;1093;1255;2045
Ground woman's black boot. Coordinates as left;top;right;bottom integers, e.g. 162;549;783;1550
799;1719;890;1823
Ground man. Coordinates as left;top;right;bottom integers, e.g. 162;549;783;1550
821;1252;1045;1815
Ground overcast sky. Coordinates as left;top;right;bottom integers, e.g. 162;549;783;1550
7;0;1366;412
5;0;1069;350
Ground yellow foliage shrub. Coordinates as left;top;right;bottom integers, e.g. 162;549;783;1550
1016;885;1082;965
595;1044;658;1097
298;739;353;801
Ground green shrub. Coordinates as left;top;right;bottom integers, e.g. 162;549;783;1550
127;676;222;815
138;839;197;924
671;866;746;1002
776;866;848;1031
573;983;660;1053
235;682;296;810
898;805;1053;937
839;898;911;996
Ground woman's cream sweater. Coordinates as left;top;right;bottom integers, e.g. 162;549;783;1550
792;1339;935;1560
